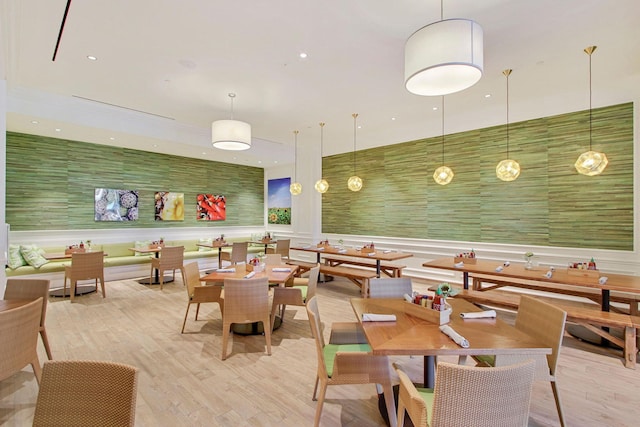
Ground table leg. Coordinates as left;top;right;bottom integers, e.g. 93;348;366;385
423;355;435;389
218;248;223;268
376;260;381;278
463;272;469;289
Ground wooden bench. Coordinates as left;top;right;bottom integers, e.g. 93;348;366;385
455;289;640;369
286;259;318;276
319;265;378;296
322;256;406;278
471;273;640;316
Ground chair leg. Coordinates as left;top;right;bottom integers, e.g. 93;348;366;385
381;382;398;427
313;380;328;427
40;328;53;360
150;265;154;288
270;300;279;333
264;315;272;356
70;280;76;303
181;303;191;333
551;380;566;427
222;322;231;360
312;376;320;400
31;356;41;384
195;303;201;320
397;399;407;427
159;268;165;290
99;276;106;298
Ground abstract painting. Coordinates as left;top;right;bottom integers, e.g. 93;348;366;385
95;188;139;221
155;192;185;221
267;178;291;224
196;194;226;221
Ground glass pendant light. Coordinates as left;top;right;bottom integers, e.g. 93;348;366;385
496;69;521;181
575;46;608;176
433;96;454;185
347;113;363;192
314;122;329;193
290;130;302;195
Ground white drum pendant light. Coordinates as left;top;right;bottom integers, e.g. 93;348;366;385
405;2;483;96
212;93;251;151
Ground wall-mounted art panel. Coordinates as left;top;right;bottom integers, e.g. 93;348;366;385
267;178;292;225
154;192;184;221
95;189;139;221
196;194;226;221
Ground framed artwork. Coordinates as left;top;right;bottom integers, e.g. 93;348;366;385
95;188;139;221
267;177;292;224
155;192;185;221
197;194;226;221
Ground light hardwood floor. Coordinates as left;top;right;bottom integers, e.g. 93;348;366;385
1;273;639;426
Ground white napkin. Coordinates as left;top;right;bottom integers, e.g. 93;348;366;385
544;270;553;279
244;271;256;279
317;247;325;251
460;310;497;319
362;313;397;322
454;261;464;268
367;252;377;256
301;245;311;249
599;276;608;285
383;250;392;253
272;267;291;272
216;268;236;273
338;249;348;253
440;325;470;348
495;266;504;272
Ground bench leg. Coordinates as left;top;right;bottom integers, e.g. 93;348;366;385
624;326;636;369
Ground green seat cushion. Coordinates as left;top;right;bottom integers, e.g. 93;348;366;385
416;386;435;426
294;285;308;301
322;343;371;377
474;354;495;366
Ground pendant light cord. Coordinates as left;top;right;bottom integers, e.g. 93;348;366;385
441;96;445;165
506;71;510;158
293;130;299;181
588;50;593;151
228;93;236;119
352;113;358;174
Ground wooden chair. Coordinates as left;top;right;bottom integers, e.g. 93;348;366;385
3;279;53;359
181;262;224;333
220;242;248;267
150;246;185;290
264;253;282;265
0;297;43;384
270;264;320;332
33;360;139;427
369;277;413;298
306;296;397;427
395;359;536;427
473;295;568;427
64;251;105;302
221;277;271;360
266;238;290;260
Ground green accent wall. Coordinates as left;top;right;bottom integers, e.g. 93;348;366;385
6;132;264;230
322;103;634;251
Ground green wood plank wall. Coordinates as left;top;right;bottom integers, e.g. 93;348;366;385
322;103;634;251
6;132;264;230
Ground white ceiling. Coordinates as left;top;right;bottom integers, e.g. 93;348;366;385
2;0;639;168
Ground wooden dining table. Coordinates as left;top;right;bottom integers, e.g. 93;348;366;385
350;297;551;388
128;246;168;285
196;240;230;267
44;250;108;297
291;245;412;277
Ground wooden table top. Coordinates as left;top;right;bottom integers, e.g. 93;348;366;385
292;245;412;263
423;257;640;294
196;241;230;249
350;297;551;357
44;251;108;260
0;299;35;312
128;247;163;254
201;264;298;285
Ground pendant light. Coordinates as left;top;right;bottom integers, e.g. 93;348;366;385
290;130;302;195
433;96;454;185
404;0;483;96
347;113;363;192
212;93;252;151
496;69;521;181
575;46;608;176
314;122;329;193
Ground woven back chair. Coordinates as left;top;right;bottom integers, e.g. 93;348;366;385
395;360;536;427
221;276;271;360
150;246;185;290
181;262;224;333
4;279;52;359
220;242;248;267
264;254;282;265
306;296;397;427
0;297;43;383
270;264;320;332
266;239;290;260
64;251;105;302
33;360;139;427
369;277;413;299
472;295;568;426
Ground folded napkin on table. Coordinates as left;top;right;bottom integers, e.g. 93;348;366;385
216;268;236;273
317;247;325;251
301;245;311;249
244;271;256;279
440;325;470;348
367;252;377;256
454;261;464;268
337;249;348;253
272;267;292;272
383;250;392;253
362;313;397;322
460;310;496;319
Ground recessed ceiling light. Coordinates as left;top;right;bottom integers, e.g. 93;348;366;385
258;160;262;164
391;117;396;121
299;52;308;59
31;120;38;124
357;125;362;129
55;128;61;132
109;137;115;140
87;55;97;61
274;160;278;163
152;144;158;148
484;94;491;98
432;107;438;111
